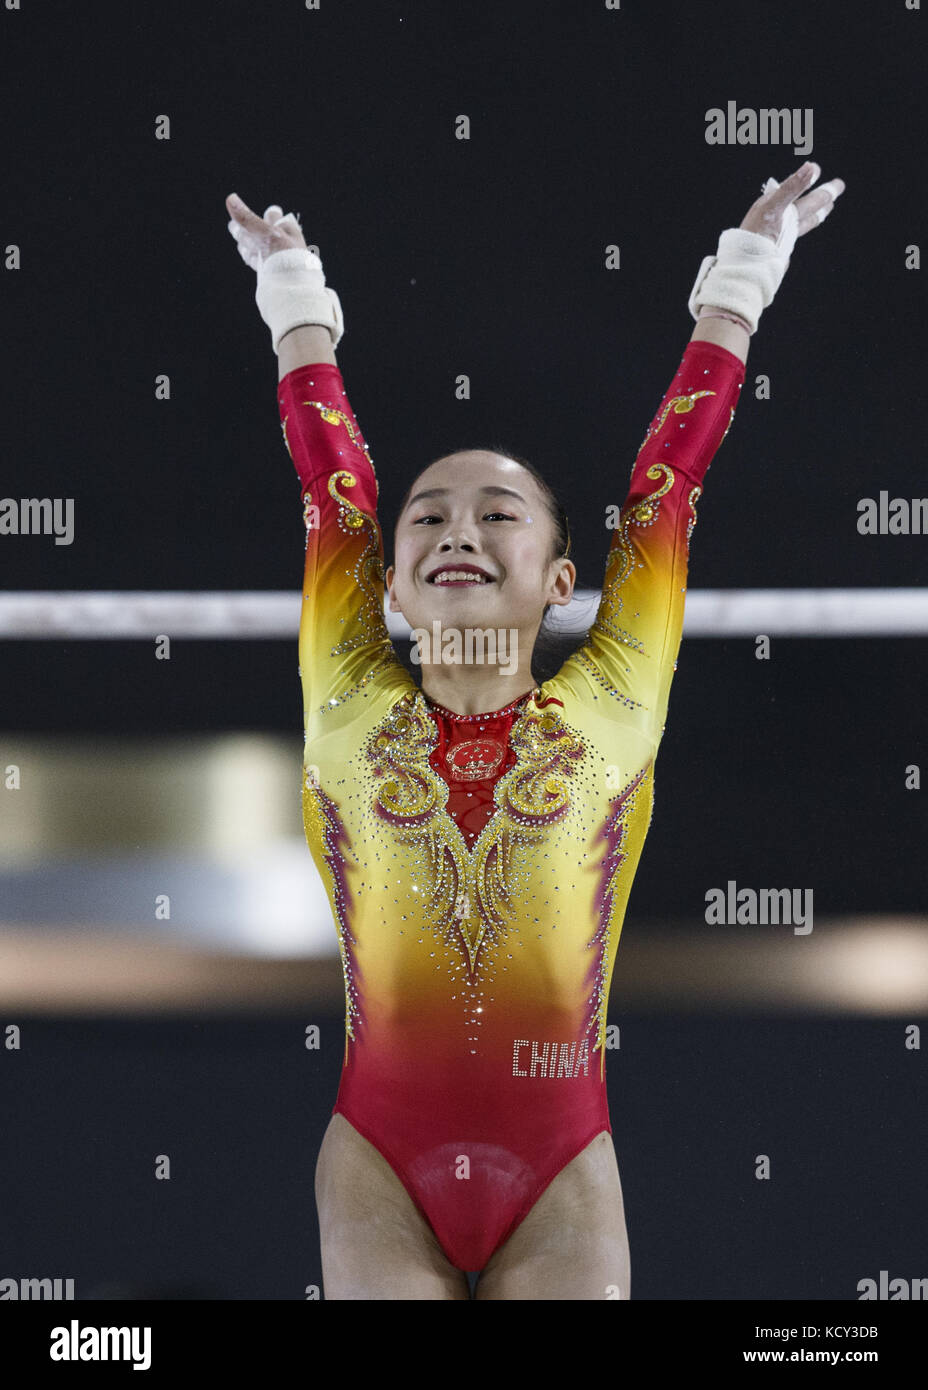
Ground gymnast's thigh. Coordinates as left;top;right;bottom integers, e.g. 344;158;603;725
474;1131;631;1301
314;1113;470;1300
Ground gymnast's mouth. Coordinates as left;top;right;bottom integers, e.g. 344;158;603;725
427;565;496;585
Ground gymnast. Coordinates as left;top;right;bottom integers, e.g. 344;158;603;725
225;159;844;1299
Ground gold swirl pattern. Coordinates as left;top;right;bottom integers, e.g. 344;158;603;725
366;692;586;977
585;765;650;1062
567;460;677;711
564;385;717;713
634;389;717;461
302;468;396;718
603;461;675;600
302;400;375;472
686;483;703;548
302;774;362;1044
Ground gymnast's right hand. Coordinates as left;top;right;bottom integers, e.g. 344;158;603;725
224;192;344;353
225;193;308;269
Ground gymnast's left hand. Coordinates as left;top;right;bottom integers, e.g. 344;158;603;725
226;194;308;272
738;160;846;252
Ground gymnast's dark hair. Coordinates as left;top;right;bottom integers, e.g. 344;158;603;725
393;444;572;683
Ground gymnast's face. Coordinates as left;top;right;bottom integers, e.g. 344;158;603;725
385;452;573;638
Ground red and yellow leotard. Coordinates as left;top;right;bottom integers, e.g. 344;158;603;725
278;339;744;1271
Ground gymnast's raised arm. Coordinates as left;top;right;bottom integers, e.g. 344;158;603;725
688;159;845;364
223;191;409;747
224;192;340;379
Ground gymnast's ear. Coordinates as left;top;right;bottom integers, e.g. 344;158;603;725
385;564;402;610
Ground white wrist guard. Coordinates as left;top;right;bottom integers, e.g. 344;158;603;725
255;246;344;353
687;175;800;334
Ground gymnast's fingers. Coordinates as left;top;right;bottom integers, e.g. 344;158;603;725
795;178;846;237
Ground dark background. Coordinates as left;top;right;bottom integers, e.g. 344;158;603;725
1;0;924;1300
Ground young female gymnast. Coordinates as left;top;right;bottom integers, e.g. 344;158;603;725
226;160;844;1299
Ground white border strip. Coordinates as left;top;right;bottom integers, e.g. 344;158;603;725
0;589;925;638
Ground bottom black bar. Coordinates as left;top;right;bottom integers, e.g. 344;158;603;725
1;1299;920;1375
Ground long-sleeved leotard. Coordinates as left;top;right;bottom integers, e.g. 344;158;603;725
279;339;744;1272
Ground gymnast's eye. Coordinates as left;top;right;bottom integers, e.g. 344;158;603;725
413;513;515;524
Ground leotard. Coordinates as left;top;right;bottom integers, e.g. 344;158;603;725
278;339;744;1271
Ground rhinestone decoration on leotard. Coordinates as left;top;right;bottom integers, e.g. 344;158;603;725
299;400;375;470
633;390;716;462
566;387;720;715
300;467;398;720
365;689;586;984
427;690;534;780
302;771;363;1044
444;737;506;780
686;484;703;548
285;349;746;1082
563;459;675;711
585;764;650;1058
282;396;400;721
426;691;535;722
